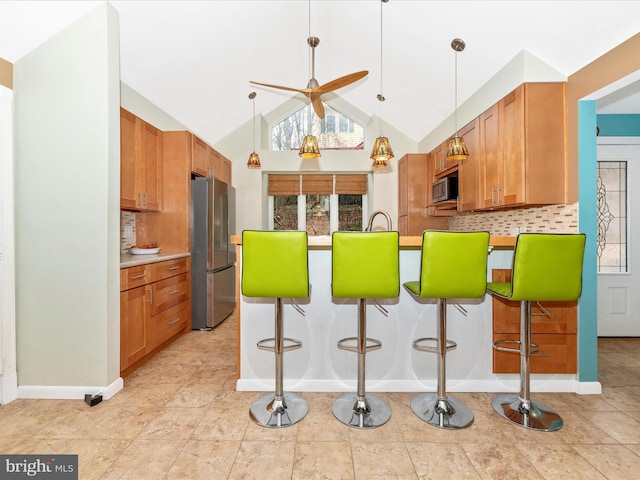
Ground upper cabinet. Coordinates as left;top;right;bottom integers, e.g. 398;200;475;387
457;118;480;212
190;135;232;185
120;108;162;211
480;83;566;209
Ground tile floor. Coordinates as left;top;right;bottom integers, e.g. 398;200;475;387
1;313;640;479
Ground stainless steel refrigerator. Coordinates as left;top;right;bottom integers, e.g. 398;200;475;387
191;177;236;330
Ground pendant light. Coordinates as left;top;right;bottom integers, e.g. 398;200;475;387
299;0;320;159
445;38;469;162
247;92;261;169
370;0;394;168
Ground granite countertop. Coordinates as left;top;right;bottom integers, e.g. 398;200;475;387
120;251;190;268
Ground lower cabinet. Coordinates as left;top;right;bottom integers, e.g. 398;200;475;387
120;257;191;376
491;268;577;374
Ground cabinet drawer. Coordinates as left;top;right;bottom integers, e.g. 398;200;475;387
149;301;189;350
150;273;189;316
151;257;189;282
493;333;577;374
121;265;150;291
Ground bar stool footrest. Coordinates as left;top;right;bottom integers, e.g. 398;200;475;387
412;337;457;353
337;336;382;353
492;339;540;354
256;337;302;352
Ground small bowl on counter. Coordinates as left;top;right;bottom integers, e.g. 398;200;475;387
130;247;161;255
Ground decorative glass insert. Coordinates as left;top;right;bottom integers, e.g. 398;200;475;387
597;161;627;273
273;195;298;230
338;194;363;231
306;194;330;236
272;104;364;151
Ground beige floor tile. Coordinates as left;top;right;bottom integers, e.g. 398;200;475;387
556;392;621;412
165;382;220;408
296;394;350;442
227;440;295;480
73;438;132;480
100;438;186;479
515;442;607;479
462;442;544;480
292;441;354;480
406;442;481;480
191;364;237;385
191;393;251;441
88;405;157;439
166;439;240;480
600;386;640;412
347;413;405;444
624;443;640;456
107;382;184;408
587;411;640;444
136;407;206;440
552;410;619;444
31;407;105;439
572;444;640;480
351;442;417;479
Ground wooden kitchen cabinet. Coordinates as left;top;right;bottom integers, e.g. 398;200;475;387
120;108;162;211
479;83;566;209
457;118;480;212
120;257;191;376
217;154;232;185
491;268;577;374
191;135;209;177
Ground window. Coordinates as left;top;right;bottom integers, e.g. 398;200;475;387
268;174;367;235
597;161;627;273
272;104;364;151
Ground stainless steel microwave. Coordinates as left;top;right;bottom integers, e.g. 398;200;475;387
432;176;458;203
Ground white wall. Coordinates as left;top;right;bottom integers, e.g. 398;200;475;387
14;3;121;393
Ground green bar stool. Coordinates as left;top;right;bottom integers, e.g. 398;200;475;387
331;231;400;428
488;233;586;431
241;230;310;428
404;230;490;429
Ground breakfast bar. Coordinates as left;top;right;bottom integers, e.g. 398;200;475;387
231;235;579;394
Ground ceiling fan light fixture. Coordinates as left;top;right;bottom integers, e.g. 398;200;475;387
445;37;469;163
299;134;321;159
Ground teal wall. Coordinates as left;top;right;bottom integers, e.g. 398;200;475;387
597;114;640;136
578;101;598;382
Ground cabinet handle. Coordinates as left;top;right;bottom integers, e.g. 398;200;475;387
146;286;153;304
496;186;502;205
168;289;181;295
168;318;181;326
138;192;143;208
167;266;180;271
130;274;146;280
144;192;148;208
491;187;496;206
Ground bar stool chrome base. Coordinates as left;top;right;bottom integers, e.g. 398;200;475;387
250;392;308;428
332;393;391;429
411;393;474;429
491;393;563;431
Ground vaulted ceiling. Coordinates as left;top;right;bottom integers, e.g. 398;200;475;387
1;1;639;148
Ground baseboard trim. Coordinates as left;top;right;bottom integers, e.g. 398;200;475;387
0;372;18;404
17;377;124;400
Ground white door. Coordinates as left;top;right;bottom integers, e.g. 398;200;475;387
597;141;640;336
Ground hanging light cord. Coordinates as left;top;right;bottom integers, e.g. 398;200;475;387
307;0;313;136
454;47;459;136
378;0;386;136
252;95;256;152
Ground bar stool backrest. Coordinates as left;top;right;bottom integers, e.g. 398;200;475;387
241;230;310;298
508;233;586;302
417;230;490;299
332;231;400;299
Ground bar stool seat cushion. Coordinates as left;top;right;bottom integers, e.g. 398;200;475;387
242;230;309;299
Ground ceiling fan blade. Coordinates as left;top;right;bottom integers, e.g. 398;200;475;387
311;95;325;119
314;70;369;94
249;80;311;95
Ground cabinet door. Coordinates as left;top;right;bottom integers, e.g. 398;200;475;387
120;286;148;371
500;87;525;206
208;147;220;179
433;141;448;175
398;157;408;217
191;136;208;177
142;122;162;211
120;108;139;210
397;215;408;236
457;118;480;212
479;103;500;208
218;155;232;185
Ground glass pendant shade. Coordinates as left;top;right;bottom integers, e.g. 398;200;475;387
247;151;261;169
299;134;321;159
370;136;394;168
445;134;469;162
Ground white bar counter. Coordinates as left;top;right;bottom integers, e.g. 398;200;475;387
231;235;578;393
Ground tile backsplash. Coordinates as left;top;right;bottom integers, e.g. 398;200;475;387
449;203;578;235
120;211;136;253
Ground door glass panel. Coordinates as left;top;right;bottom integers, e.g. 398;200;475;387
273;195;298;230
597;161;627;273
338;194;363;231
306;194;330;236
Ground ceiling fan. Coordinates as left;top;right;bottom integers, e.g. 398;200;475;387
250;36;368;119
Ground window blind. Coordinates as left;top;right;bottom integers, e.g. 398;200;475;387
268;174;300;196
268;174;367;195
335;174;367;195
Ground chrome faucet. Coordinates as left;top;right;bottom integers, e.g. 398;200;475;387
365;210;392;231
